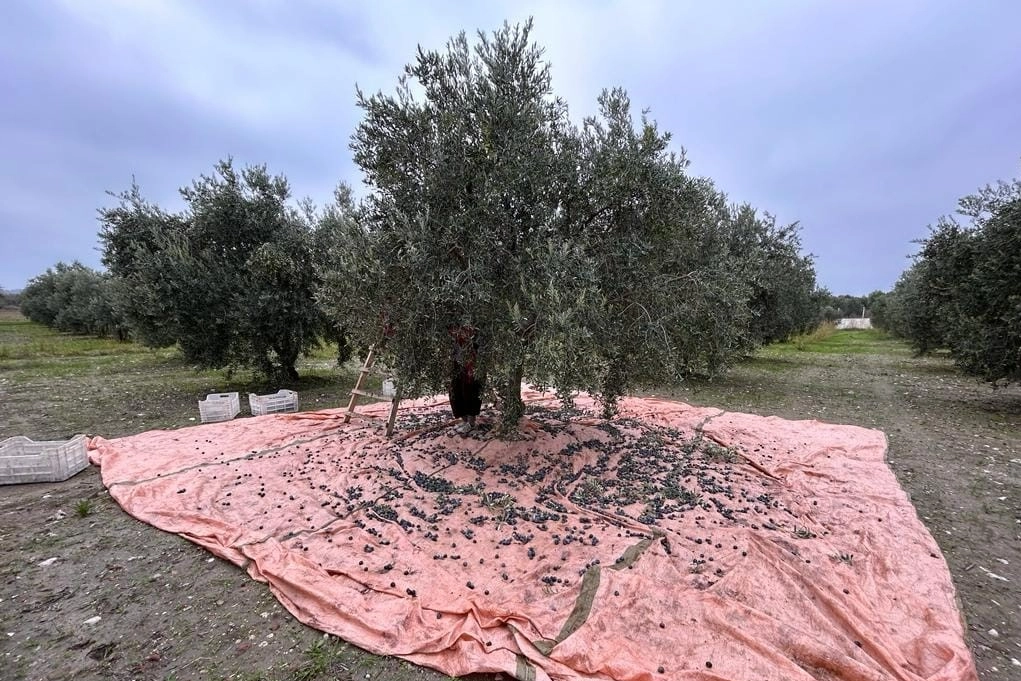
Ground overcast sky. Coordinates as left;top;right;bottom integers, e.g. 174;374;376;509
2;1;1019;295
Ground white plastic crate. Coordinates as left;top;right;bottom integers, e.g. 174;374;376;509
0;435;89;485
198;392;241;423
248;389;299;416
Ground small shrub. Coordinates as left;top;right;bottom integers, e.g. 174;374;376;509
75;499;95;517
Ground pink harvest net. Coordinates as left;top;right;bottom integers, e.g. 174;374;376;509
88;390;976;681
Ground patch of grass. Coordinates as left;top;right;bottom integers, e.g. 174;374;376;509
75;499;95;517
0;313;148;360
292;637;346;681
790;321;838;350
237;672;270;681
769;328;906;356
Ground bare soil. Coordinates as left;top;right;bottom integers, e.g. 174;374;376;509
1;322;1019;680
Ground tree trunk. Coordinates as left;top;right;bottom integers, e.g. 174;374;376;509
499;363;525;433
275;346;300;383
600;355;625;419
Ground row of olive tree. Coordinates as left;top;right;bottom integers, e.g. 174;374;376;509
19;262;130;338
876;166;1020;384
318;21;817;427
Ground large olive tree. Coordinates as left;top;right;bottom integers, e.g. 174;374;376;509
321;21;774;430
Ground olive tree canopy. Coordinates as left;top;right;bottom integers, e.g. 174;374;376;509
321;20;816;429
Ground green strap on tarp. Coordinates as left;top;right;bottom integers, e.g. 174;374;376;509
609;534;658;572
533;533;660;657
515;654;537;680
551;565;602;648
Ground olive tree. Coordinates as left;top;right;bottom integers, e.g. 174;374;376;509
20;262;129;338
0;288;21;308
568;90;753;412
949;174;1021;382
723;204;818;344
326;22;583;428
320;21;783;429
884;166;1021;383
100;160;331;380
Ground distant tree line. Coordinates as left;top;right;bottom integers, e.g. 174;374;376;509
19;21;822;422
0;288;21;308
813;290;886;322
871;165;1020;384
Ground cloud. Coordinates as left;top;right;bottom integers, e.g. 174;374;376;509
2;0;1020;294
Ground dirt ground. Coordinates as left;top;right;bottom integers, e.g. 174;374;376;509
1;324;1019;680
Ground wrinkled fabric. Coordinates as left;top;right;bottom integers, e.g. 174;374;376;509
88;391;976;681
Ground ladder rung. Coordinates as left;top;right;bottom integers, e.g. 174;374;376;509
351;388;393;401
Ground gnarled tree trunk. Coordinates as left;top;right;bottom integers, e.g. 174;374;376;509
499;363;525;432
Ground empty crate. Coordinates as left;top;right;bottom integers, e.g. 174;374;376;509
249;389;299;416
0;435;90;485
198;392;241;423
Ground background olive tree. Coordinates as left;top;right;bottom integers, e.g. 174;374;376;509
879;165;1020;383
721;203;817;344
569;90;756;413
19;262;129;338
0;288;22;309
100;160;334;380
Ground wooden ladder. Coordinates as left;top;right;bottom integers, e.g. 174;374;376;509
343;345;402;436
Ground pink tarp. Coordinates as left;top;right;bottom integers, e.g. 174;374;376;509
88;391;977;680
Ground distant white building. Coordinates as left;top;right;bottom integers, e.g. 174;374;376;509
836;318;872;330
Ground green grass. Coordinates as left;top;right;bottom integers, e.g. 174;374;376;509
0;310;152;360
0;311;362;441
291;638;347;681
767;328;906;356
790;320;838;349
